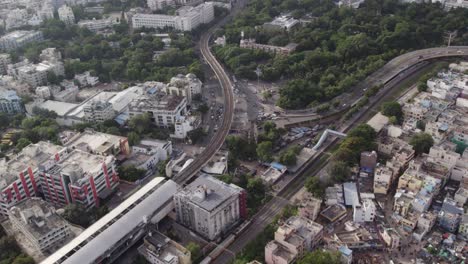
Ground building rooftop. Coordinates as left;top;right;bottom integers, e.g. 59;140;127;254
9;198;69;239
64;129;125;155
280;216;323;241
129;92;185;112
0;141;63;188
343;182;360;207
38;100;79;117
266;240;296;262
320;204;347;222
178;174;243;212
0;30;41;41
141;230;190;263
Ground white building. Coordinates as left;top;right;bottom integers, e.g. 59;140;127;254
58;5;75;25
353;199;376;223
36;86;52;99
123;139;172;174
0;30;43;51
147;0;175;10
16;61;65;88
132;2;214;31
8;198;72;253
0;88;23;114
174;174;247;240
78;17;119;32
0;53;11;74
74;71;99;87
165;73;202;105
128;92;187;127
172;115;200;139
138;230;191;264
83;100;116;122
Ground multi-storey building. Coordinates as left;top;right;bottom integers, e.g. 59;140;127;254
265;240;297;264
438;197;464;232
78;17;119;32
147;0;175;10
132;2;214;31
16;61;65;88
353;199;376;223
8;198;72;253
164;73;202;105
459;214;468;238
0;30;43;51
0;53;11;74
128;92;187;127
0;88;23;114
123;139;172;173
63;129;130;157
58;5;75;25
40;149;119;208
0;142;67;216
240;38;298;56
274;216;323;257
138;229;191;264
174;174;247;240
373;165;394;194
83;100;116;122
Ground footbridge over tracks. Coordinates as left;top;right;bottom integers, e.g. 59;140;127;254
312;129;347;151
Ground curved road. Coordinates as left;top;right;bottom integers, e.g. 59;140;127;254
173;27;235;184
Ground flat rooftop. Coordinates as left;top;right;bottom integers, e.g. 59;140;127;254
9;198;69;240
178;174;243;212
129;92;185;112
65;130;125;154
0;141;63;188
320;204;347;222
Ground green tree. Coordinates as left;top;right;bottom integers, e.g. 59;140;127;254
297;250;341;264
186;242;201;261
304;177;324;198
381;101;403;124
11;254;35;264
347;124;377;141
127;132;140;146
62;204;91;227
15;138;31;151
129;113;152;134
117;165;146;182
410;133;434;155
188;128;206;144
197;103;209;114
328;161;351;182
256;141;273;162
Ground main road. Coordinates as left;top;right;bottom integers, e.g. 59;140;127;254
173;0;248;184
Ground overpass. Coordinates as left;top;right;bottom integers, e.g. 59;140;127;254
276;46;468;127
312;129;347;151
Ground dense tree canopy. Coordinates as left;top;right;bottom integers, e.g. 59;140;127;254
410;132;434;155
381;101;404;124
215;0;468;109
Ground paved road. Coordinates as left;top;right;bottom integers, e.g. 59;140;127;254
173;23;236;185
279;46;468;126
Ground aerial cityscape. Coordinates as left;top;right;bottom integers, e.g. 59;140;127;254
0;0;467;263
